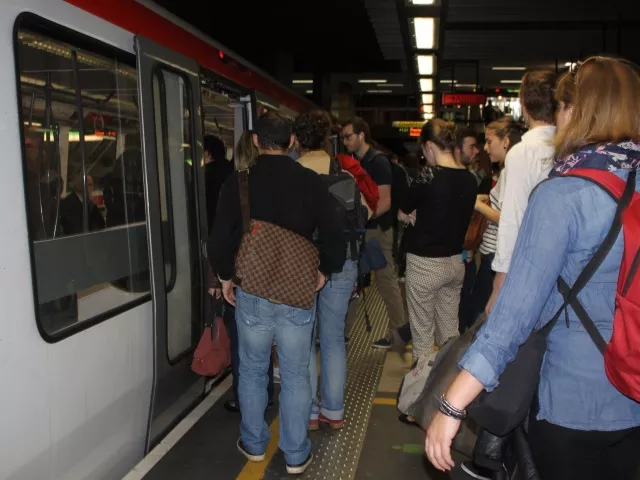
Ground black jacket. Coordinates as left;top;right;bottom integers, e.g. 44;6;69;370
208;154;346;281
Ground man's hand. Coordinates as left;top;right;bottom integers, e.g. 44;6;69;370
222;279;236;306
208;288;222;300
316;271;327;292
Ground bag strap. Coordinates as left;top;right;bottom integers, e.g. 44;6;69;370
541;169;636;339
238;170;251;233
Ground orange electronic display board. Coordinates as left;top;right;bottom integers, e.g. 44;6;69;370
441;93;487;105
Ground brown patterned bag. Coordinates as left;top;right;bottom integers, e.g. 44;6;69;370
233;170;319;309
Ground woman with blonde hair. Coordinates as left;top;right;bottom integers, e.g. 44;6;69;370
234;130;259;171
426;56;640;480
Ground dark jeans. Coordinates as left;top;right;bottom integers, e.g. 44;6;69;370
460;253;495;333
223;302;274;403
529;418;640;480
459;258;477;334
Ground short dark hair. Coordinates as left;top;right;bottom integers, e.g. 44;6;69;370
204;135;226;161
520;70;557;124
344;116;371;143
455;127;477;150
254;112;293;150
293;110;331;150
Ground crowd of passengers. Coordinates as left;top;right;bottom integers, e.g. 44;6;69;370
203;55;640;479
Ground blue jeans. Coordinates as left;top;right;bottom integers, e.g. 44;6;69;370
236;288;316;465
223;302;274;403
309;260;358;421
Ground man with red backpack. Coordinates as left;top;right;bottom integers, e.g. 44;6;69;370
342;117;408;349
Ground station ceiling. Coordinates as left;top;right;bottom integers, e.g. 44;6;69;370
152;0;639;109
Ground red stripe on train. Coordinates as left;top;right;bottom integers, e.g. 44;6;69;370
64;0;313;113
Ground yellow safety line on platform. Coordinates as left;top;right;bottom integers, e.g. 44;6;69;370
372;397;397;406
236;417;280;480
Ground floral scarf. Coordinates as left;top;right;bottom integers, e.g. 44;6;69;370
550;141;640;177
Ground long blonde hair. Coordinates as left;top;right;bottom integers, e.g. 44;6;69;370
554;57;640;158
235;131;259;171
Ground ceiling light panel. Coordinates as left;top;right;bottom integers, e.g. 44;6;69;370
417;55;435;75
420;78;434;92
413;17;435;49
422;93;433;104
292;79;312;84
492;67;526;71
500;80;522;84
359;79;387;83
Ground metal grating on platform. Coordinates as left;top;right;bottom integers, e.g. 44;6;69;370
302;285;389;480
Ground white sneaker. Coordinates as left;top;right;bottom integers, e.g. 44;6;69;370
286;453;313;475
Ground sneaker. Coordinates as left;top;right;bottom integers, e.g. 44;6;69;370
372;337;392;349
319;414;343;430
308;418;319;431
273;367;281;384
460;460;493;480
237;438;265;462
286;453;313;475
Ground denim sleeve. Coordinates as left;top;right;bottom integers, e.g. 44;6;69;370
459;182;574;391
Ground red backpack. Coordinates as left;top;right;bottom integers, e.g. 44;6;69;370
560;168;640;401
336;153;379;213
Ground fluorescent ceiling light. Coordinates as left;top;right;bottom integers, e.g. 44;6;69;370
500;80;522;84
423;105;434;113
414;18;435;49
24;121;42;127
420;78;434;92
454;84;477;88
368;89;392;93
423;112;434;120
422;93;433;104
492;67;526;71
292;79;313;84
417;55;434;75
382;83;404;87
440;79;457;84
412;0;435;4
305;90;313;94
359;79;386;83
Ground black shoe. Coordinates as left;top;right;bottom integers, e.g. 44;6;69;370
286;452;313;475
224;400;240;413
225;400;274;413
372;338;392;349
460;460;494;480
237;438;265;462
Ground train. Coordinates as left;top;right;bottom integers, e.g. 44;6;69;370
0;1;313;478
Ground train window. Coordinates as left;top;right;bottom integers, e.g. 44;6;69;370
153;69;200;361
16;28;150;339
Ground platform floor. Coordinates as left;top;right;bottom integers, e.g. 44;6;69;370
123;286;470;480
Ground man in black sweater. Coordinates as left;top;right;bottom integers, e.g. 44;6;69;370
208;112;344;475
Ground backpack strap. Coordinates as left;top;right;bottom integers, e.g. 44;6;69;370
542;169;637;339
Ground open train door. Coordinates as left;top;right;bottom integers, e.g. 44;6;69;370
135;35;208;450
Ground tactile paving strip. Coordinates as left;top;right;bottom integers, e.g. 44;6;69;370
301;285;389;480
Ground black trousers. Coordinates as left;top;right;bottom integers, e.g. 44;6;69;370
528;418;640;480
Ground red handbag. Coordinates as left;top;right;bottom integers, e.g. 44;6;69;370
191;315;231;377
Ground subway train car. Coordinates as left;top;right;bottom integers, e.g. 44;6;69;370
0;1;313;479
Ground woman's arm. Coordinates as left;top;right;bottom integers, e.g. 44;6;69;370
475;197;500;224
425;179;576;471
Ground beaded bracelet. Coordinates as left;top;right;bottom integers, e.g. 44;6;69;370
438;393;467;420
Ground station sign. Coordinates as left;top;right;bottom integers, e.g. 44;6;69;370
441;93;487;105
391;121;426;137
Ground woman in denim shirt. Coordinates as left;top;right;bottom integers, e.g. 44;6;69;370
425;57;640;480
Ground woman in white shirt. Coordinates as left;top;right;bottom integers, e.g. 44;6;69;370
459;117;522;332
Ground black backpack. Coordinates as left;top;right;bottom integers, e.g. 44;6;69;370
321;158;368;261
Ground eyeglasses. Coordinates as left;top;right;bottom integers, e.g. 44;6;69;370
340;132;357;141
